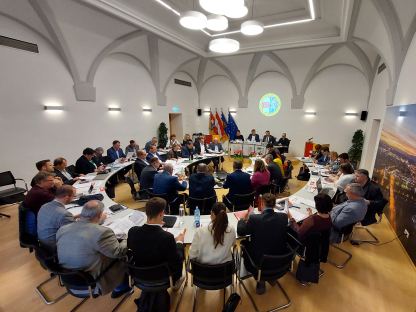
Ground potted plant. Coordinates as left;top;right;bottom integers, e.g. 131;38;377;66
348;129;364;168
157;122;168;148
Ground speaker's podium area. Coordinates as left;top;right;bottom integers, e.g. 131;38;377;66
1;0;416;312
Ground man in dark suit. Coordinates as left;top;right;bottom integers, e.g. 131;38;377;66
134;150;149;180
247;129;260;142
194;136;207;155
127;197;186;289
276;133;290;153
237;193;289;294
107;140;126;163
146;144;162;162
316;147;330;165
53;157;80;185
264;154;283;186
75;148;104;175
181;141;196;159
208;138;224;172
222;160;252;209
262;130;276;145
139;157;160;192
153;163;187;214
235;130;244;141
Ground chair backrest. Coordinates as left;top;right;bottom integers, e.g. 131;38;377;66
190;259;234;290
256;184;272;195
188;195;217;214
59;270;97;298
232;192;255;211
18;203;38;249
258;249;295;281
0;171;16;187
34;244;60;273
128;261;173;291
303;231;330;264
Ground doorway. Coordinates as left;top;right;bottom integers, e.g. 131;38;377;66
169;113;183;140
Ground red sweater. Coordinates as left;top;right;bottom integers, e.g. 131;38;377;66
251;170;270;190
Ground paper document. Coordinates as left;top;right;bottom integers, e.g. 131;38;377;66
67;206;83;216
105;211;146;238
288;208;308;223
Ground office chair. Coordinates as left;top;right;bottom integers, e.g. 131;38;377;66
0;171;28;218
328;223;355;269
187;194;217;215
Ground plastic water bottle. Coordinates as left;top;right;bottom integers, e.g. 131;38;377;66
194;206;200;228
179;205;185;227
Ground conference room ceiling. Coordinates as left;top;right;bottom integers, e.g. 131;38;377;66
81;0;350;56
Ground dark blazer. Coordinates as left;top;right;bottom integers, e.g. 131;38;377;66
181;146;196;158
361;180;388;226
223;170;252;200
267;162;283;185
237;209;288;267
106;147;126;163
317;155;330;165
235;134;244;141
146;152;161;163
127;224;184;280
194;141;208;155
277;137;290;146
262;135;276;145
134;158;148;180
208;143;223;152
247;134;260;142
139;165;158;190
54;168;76;185
189;173;216;199
153;171;187;201
75;155;97;175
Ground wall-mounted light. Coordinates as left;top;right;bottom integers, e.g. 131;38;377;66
344;112;358;117
229;109;237;114
304;111;317;116
203;108;211;114
108;107;121;112
44;105;63;111
399;111;408;117
142;107;152;112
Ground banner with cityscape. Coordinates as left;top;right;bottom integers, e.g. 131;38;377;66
373;104;416;265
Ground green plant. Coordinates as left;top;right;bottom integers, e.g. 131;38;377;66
157;122;168;148
348;129;364;166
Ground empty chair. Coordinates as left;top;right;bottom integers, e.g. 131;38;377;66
328;223;355;269
18;203;38;251
146;190;182;215
224;191;255;212
0;171;28;218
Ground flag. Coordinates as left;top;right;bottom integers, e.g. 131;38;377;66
215;111;228;142
209;111;218;135
227;111;239;140
221;111;229;137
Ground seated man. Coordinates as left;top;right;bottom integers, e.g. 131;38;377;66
264;154;283;187
33;159;63;188
167;134;181;148
134;150;149;180
37;185;76;251
189;163;216;213
144;137;158;152
237;193;289;294
330;183;368;243
262;130;276;145
354;169;387;226
75;148;104;175
167;143;183;160
56;200;130;297
194;136;207;155
223;160;253;210
234;130;244;141
53;157;81;185
181;140;196;159
23;171;56;216
92;147;108;166
153;163;187;214
139;157;160;192
208;138;224;172
107;140;126;163
247;129;260;142
146;144;162;162
127;197;186;289
276;132;290;147
125;140;139;155
316;147;330;165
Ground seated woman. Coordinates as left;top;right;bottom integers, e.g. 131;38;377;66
327;151;339;173
167;143;182;160
189;203;236;265
251;159;270;191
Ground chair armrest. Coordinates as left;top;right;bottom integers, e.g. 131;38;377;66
240;245;258;271
15;178;28;191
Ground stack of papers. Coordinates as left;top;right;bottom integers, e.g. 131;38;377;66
105;211;146;238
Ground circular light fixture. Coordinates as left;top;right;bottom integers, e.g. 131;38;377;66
199;0;224;15
241;20;264;36
224;4;248;19
206;14;228;31
179;11;207;30
209;38;240;54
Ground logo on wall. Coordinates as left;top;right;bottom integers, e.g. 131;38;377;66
259;93;281;116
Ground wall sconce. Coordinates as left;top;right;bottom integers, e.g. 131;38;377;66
304;111;317;116
344;112;358;117
142;107;152;112
44;105;63;111
203;109;211;114
399;111;408;117
229;109;237;114
108;107;121;112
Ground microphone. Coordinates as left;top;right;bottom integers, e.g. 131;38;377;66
308;137;313;141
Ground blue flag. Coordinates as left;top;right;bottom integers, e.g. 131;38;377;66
221;111;229;137
227;111;238;140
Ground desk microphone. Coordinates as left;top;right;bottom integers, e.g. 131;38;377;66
308;137;313;141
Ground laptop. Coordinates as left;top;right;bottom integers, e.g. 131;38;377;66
126;151;135;159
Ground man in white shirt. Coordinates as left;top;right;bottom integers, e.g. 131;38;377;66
53;157;81;185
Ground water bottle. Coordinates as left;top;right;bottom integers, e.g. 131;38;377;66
194;206;200;228
179;205;185;228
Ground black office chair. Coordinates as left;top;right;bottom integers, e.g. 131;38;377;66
187;195;217;215
188;259;236;311
0;171;28;217
125;176;137;200
224;192;255;212
350;214;383;245
237;245;296;311
127;261;185;312
328;223;355;269
18;203;38;251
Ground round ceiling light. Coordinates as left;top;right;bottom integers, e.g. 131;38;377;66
224;4;248;19
179;11;207;30
199;0;224;15
209;38;240;54
241;20;264;36
206;14;228;31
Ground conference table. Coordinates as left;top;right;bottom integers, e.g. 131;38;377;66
66;155;336;244
229;141;288;156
